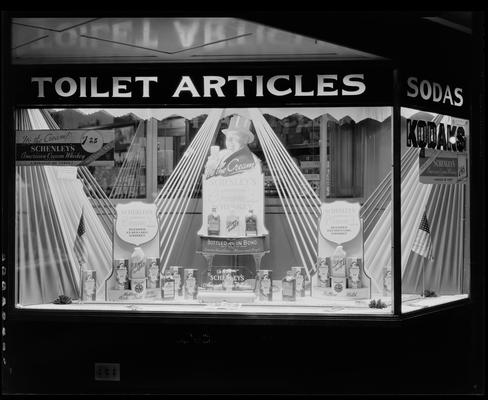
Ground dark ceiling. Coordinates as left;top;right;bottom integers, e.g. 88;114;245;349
235;11;477;77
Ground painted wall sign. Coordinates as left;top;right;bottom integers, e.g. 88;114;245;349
115;202;158;246
16;129;114;166
419;148;468;184
13;63;391;106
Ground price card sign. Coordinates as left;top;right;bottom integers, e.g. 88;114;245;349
319;201;361;244
16;129;114;166
115;202;158;246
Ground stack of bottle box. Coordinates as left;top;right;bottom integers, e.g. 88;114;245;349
316;245;365;297
108;246;161;301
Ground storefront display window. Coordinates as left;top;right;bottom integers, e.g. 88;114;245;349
14;106;396;315
7;16;473;319
399;108;470;312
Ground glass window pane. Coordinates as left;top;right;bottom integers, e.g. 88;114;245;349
156;114;208;196
15;107;394;316
400;108;470;313
51;109;145;199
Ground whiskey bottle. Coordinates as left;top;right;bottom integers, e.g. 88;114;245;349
317;257;330;288
347;259;362;289
257;270;273;301
245;209;258;236
169;266;183;296
114;261;129;290
146;259;160;289
222;269;235;291
161;273;175;300
225;210;240;237
81;270;97;301
282;271;296;301
291;266;306;297
207;207;220;236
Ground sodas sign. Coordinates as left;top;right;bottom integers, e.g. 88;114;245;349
406;77;464;107
319;201;361;244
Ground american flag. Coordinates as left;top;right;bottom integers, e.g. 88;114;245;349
73;209;87;267
412;212;434;260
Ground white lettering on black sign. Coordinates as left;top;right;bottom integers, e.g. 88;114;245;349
31;76;158;98
406;77;463;107
30;74;367;99
171;74;366;98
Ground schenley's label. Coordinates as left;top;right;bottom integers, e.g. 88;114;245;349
406;118;466;152
16;129;114;166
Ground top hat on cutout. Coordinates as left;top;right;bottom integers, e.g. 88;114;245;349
222;115;255;144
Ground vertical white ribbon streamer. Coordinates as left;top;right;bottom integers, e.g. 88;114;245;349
156;109;224;271
250;108;320;277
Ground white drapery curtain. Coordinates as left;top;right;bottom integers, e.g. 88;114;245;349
16;109;112;305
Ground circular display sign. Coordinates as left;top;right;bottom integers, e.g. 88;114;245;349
319;201;361;244
115;202;158;246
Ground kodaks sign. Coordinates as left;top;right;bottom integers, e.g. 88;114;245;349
406;118;466;152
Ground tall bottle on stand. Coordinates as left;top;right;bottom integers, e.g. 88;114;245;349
225;209;240;237
129;246;147;279
331;245;347;276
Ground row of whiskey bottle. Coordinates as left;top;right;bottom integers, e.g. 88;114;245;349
256;266;308;302
208;207;257;237
317;246;363;295
113;247;160;291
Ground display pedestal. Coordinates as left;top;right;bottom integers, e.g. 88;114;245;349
313;201;371;301
105;202;160;302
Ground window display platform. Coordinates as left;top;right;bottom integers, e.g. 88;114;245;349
401;294;468;313
16;294;468;316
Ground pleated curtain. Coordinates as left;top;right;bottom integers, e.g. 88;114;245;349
16;109;112;305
